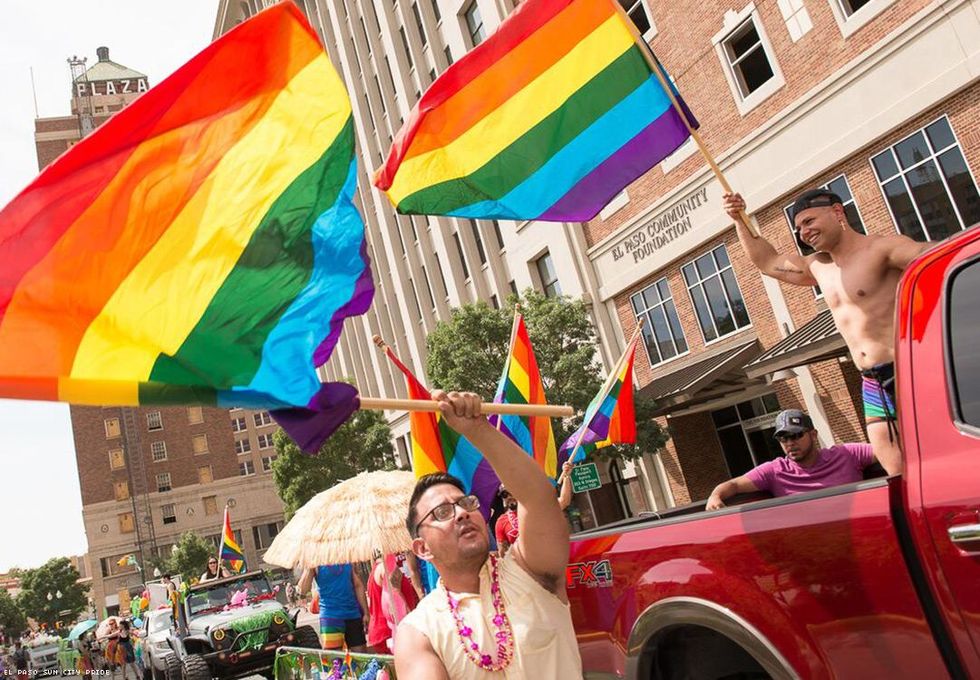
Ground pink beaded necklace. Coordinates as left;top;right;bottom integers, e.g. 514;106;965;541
444;553;515;672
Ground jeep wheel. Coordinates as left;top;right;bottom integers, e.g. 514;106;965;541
163;654;182;680
180;654;209;680
293;625;320;650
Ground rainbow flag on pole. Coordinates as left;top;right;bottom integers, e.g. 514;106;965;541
220;506;246;574
374;0;697;221
382;345;500;516
491;313;557;478
0;5;371;442
559;334;639;464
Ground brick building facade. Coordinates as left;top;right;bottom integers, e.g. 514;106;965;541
584;0;980;504
33;47;288;616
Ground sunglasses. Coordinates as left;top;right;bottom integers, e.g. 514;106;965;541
414;494;480;536
774;431;806;442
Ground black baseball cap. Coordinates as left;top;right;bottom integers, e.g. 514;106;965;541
773;409;814;436
789;189;844;223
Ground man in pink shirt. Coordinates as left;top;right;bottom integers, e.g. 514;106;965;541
706;409;876;510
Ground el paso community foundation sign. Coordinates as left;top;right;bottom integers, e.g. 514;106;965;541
590;180;732;301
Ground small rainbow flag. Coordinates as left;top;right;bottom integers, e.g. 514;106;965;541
374;0;697;221
220;506;246;574
382;345;500;517
0;5;371;434
491;313;557;478
559;334;638;464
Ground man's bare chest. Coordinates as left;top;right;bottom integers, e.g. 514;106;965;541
810;255;894;307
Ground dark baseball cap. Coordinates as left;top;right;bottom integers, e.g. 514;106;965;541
773;409;814;436
789;189;843;223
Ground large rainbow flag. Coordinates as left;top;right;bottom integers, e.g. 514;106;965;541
559;334;638;464
491;313;558;478
220;506;247;574
374;0;697;221
382;345;500;517
0;5;372;437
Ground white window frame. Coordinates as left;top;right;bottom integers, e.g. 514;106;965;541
156;473;172;493
534;251;562;298
253;411;272;427
617;0;657;41
777;0;813;42
150;441;168;463
239;460;256;477
682;244;753;345
827;0;897;39
630;277;689;367
261;455;277;472
712;4;785;116
871;115;980;242
161;503;177;525
146;411;163;431
232;417;247;432
257;433;274;450
235;438;252;455
462;1;486;47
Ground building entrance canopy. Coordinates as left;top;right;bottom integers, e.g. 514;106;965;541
743;309;847;379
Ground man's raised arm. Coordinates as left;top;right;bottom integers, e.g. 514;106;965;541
433;391;569;596
724;192;817;287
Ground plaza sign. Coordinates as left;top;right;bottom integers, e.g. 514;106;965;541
75;79;149;97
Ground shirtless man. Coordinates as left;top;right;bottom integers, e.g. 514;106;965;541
724;189;929;475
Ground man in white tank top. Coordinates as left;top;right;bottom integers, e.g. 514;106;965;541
395;391;583;679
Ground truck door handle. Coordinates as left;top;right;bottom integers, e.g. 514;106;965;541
948;523;980;543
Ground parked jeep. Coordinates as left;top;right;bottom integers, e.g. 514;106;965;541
167;570;319;680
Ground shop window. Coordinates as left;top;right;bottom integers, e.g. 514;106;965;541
463;2;486;46
948;258;980;427
682;245;751;343
150;441;167;462
535;251;562;298
156;473;172;493
146;411;163;431
631;278;688;366
871;116;980;242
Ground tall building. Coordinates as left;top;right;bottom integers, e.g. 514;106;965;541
213;0;677;526
33;48;287;616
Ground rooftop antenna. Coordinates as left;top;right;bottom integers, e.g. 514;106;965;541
29;67;39;118
68;54;94;138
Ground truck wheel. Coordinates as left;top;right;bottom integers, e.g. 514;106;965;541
181;654;211;680
292;625;320;650
163;654;183;680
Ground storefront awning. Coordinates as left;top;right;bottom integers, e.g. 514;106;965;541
743;309;847;379
642;340;762;414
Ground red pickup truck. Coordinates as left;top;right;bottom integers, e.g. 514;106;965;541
567;225;980;680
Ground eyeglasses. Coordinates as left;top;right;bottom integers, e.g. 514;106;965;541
775;431;806;442
413;494;480;536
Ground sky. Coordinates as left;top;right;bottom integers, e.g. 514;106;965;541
0;1;218;573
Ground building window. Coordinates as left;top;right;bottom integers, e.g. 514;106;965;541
146;411;163;431
408;278;423;318
252;522;283;550
399;27;415;72
119;513;135;534
412;2;428;46
491;220;504;251
871;116;980;242
150;441;167;462
535;251;561;298
156;473;172;493
192;434;209;455
109;448;126;470
631;278;688;366
113;480;130;502
682;244;751;342
161;503;177;525
187;406;204;424
463;2;486;46
203;495;219;516
232;416;247;432
262;455;278;472
453;232;470;279
420;266;436;310
778;0;813;42
198;465;213;484
490;294;499;309
722;17;775;99
430;0;441;22
617;0;652;36
239;460;256;476
509;280;518;297
444;45;454;66
470;220;487;264
836;0;874;18
253;411;272;427
104;418;121;439
235;438;252;454
257;433;274;449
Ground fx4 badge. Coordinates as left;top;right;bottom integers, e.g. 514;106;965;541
566;559;613;588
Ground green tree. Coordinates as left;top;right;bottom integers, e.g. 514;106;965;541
272;408;395;518
0;589;27;638
166;532;215;584
425;289;668;462
16;558;87;629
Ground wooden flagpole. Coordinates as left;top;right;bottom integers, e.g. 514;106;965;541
369;334;574;418
609;0;759;238
496;304;522;431
566;318;646;465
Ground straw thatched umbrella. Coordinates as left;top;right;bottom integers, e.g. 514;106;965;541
264;469;417;569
